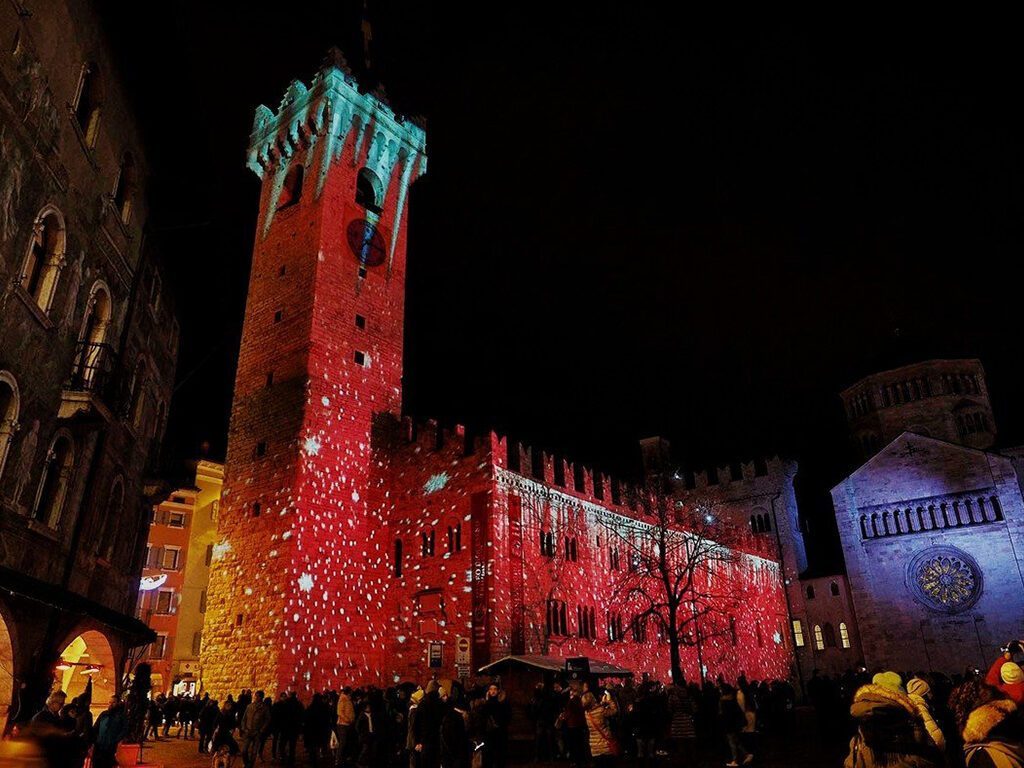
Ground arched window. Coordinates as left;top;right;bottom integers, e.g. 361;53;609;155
0;372;19;482
839;622;851;649
761;513;771;532
277;163;304;210
813;624;824;651
21;207;66;312
74;62;103;147
112;152;137;225
859;515;869;539
71;283;113;392
96;475;124;560
990;496;1004;521
33;433;75;527
355;168;383;213
750;514;758;533
829;581;840;597
823;622;837;648
805;584;815;600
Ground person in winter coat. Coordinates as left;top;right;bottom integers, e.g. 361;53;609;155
480;684;512;768
985;656;1024;706
198;698;219;754
92;697;128;768
240;690;271;768
719;684;750;767
337;687;356;768
665;684;697;765
844;672;943;768
305;693;334;768
583;691;619;767
950;679;1024;768
212;700;240;758
439;687;470;768
562;688;588;768
906;678;946;752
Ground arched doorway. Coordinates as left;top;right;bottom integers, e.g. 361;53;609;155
56;630;117;717
0;609;14;723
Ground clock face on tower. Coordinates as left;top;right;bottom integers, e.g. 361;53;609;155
346;218;387;267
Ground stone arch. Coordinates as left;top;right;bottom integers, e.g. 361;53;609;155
0;371;19;482
20;204;66;313
55;629;117;717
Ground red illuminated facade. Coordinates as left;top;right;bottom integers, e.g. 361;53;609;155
201;53;793;695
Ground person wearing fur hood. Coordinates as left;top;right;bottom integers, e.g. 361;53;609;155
844;672;943;768
951;678;1024;768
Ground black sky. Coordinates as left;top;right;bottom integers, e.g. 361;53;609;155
99;6;1024;570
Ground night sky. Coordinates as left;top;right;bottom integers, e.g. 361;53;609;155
100;7;1023;570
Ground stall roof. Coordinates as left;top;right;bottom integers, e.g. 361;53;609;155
478;654;633;678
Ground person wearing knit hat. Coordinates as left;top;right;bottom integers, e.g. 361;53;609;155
872;671;905;693
844;672;943;768
985;654;1024;705
906;677;946;751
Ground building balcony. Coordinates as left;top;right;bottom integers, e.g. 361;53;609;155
59;341;119;420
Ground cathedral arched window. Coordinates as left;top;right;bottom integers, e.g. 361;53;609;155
823;622;837;648
21;206;66;313
112;152;137;225
805;584;815;600
277;163;304;210
813;624;824;651
830;581;840;597
839;622;851;649
0;371;19;483
74;62;103;148
356;168;383;213
33;432;75;528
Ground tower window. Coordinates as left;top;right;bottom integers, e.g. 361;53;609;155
805;585;815;600
355;168;383;213
394;539;403;577
277;163;304;210
279;265;287;277
265;372;274;388
255;441;267;457
273;310;283;323
74;62;103;148
355;314;366;330
252;502;261;517
354;351;369;367
830;581;840;597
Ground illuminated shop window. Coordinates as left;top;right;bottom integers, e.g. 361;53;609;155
840;622;851;649
792;620;805;647
813;624;824;651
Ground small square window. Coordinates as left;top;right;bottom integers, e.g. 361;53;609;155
255;441;267;457
273;310;283;323
265;372;274;388
358;266;367;279
355;314;366;330
354;351;367;366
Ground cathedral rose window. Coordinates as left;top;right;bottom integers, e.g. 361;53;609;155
908;546;982;613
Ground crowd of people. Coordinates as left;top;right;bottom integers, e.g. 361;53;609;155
3;646;1023;767
833;644;1024;768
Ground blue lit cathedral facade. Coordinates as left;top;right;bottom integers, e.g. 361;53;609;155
833;359;1024;674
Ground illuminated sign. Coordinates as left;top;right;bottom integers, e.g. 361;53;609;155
139;574;168;592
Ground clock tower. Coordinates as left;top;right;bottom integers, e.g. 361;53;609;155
202;49;427;694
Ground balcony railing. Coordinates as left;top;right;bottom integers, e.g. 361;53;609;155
68;341;116;393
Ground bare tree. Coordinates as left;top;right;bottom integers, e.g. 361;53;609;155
606;481;744;684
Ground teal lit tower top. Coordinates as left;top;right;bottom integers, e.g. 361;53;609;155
246;48;427;239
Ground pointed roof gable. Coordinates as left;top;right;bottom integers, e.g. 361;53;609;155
832;431;1003;506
